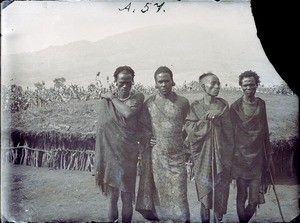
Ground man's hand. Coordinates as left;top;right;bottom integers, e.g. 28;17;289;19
205;109;221;120
150;136;156;147
185;152;191;163
187;133;198;144
95;171;104;191
183;139;190;148
101;92;115;100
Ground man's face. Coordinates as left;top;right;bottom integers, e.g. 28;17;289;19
201;75;220;97
241;76;257;97
116;72;133;95
155;72;173;96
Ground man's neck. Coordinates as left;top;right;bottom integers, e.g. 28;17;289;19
203;94;215;105
117;91;130;99
159;91;173;99
243;95;256;103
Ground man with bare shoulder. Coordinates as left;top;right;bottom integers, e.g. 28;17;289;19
94;66;144;223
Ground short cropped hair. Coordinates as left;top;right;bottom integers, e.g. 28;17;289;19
199;72;216;82
154;66;173;81
113;66;135;82
239;70;260;86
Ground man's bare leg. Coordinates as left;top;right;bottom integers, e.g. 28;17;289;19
201;203;210;223
108;186;119;222
245;179;260;222
121;191;133;223
214;212;223;223
236;178;248;222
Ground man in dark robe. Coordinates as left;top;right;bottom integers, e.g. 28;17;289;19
94;66;144;223
184;72;234;223
230;70;273;223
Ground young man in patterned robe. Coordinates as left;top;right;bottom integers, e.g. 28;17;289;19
136;66;190;222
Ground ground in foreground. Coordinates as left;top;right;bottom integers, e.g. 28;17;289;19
1;163;299;222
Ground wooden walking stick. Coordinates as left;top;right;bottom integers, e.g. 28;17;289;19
263;144;285;222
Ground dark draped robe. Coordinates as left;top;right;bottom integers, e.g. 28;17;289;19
94;95;142;198
230;97;273;203
184;97;234;214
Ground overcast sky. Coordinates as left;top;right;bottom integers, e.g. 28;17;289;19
2;1;254;55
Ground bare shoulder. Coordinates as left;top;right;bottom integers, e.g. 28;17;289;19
176;94;190;108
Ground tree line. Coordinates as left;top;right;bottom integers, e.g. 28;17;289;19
1;76;294;113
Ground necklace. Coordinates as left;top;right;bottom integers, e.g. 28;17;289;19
117;93;131;102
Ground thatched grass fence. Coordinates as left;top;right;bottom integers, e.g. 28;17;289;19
271;137;298;176
6;130;95;172
4;129;299;177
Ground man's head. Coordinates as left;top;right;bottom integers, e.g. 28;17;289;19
199;72;220;97
239;70;260;98
154;66;175;96
113;66;135;95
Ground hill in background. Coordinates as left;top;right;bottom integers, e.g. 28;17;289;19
2;24;284;89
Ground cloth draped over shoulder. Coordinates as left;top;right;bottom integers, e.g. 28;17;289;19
184;97;234;214
230;97;272;182
136;92;190;222
94;94;142;197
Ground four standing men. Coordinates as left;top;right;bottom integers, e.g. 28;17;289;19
95;67;273;222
